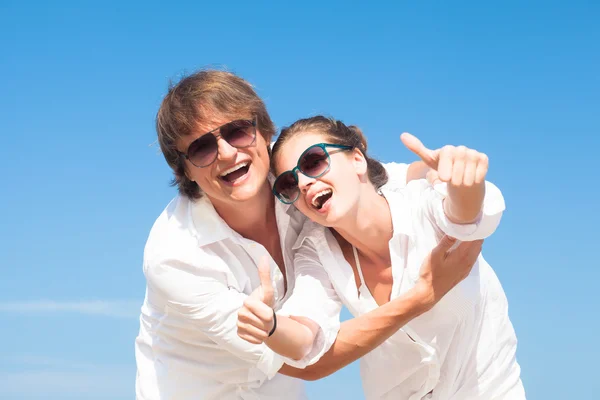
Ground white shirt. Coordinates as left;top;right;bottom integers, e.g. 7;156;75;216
282;180;526;400
134;163;410;400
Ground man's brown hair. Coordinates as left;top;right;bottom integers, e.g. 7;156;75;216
156;70;276;199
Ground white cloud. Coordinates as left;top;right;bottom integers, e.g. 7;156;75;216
0;364;133;399
0;355;134;399
0;300;140;318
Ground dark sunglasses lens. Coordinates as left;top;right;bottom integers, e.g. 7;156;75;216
221;120;256;148
187;134;218;167
274;172;299;202
299;146;329;177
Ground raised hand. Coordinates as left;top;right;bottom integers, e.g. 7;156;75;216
401;133;488;188
237;256;276;344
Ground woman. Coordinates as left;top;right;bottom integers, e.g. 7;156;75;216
237;116;525;399
135;70;483;399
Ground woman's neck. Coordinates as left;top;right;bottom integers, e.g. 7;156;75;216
332;186;393;261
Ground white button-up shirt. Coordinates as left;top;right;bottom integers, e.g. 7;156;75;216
134;163;410;400
283;180;526;400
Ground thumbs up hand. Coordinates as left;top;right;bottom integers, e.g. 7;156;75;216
401;133;488;223
237;256;277;344
400;133;489;188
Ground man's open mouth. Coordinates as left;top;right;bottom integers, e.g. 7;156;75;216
219;162;250;183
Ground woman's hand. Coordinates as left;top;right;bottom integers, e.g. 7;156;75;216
415;235;484;309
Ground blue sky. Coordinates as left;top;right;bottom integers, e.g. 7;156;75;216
0;1;598;399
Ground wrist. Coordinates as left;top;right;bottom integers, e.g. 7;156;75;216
444;183;485;223
410;281;437;312
267;309;277;337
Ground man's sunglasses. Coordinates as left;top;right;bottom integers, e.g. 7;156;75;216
273;143;353;204
178;117;257;168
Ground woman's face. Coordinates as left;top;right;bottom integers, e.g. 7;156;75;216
176;113;272;207
273;131;368;227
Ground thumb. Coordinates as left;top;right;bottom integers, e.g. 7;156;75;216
400;132;438;170
257;256;275;306
432;235;457;258
426;169;442;187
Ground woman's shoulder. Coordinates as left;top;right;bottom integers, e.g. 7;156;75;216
292;218;328;252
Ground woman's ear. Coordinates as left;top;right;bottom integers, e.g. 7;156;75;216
352;148;369;178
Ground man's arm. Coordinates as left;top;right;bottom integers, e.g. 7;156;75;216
237;259;320;361
146;255;285;380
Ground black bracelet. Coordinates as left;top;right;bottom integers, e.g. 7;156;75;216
268;309;277;337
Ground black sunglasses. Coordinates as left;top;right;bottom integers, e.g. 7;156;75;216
273;143;353;204
178;117;257;168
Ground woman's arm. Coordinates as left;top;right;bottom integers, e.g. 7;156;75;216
238;235;483;379
279;235;483;380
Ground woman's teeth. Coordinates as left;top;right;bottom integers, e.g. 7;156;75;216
312;189;333;209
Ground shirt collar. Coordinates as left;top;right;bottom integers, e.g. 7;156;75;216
189;195;237;247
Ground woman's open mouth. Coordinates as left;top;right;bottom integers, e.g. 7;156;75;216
310;189;333;210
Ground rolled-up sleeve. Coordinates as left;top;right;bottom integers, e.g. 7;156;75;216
145;256;284;380
424;181;506;241
277;240;343;369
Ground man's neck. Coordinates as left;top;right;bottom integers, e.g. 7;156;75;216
211;182;278;242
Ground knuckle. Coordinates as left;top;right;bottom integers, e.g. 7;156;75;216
466;149;479;161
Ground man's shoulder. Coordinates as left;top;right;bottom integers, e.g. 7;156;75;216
144;195;198;262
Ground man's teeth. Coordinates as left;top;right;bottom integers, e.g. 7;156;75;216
220;162;248;177
311;189;333;208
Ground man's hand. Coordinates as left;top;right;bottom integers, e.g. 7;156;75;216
415;235;483;309
237;257;276;344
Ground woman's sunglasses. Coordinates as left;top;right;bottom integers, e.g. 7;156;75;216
178;117;257;168
273;143;353;204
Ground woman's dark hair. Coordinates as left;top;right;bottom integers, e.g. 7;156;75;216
272;116;388;188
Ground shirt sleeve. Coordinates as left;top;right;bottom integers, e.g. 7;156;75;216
144;255;284;381
277;239;343;369
382;162;410;191
416;180;506;241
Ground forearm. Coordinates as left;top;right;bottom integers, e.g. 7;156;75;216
443;183;486;223
406;161;429;182
279;286;430;381
264;314;317;361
